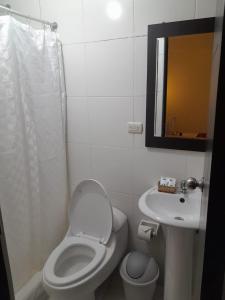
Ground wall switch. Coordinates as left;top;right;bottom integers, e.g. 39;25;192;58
128;122;143;134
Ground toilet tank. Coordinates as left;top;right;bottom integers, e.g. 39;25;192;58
112;207;127;233
111;207;128;259
112;207;128;238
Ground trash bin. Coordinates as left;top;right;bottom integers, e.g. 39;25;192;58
120;251;159;300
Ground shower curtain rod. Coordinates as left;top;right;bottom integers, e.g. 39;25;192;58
0;4;58;31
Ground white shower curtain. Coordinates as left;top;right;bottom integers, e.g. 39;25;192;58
0;16;68;293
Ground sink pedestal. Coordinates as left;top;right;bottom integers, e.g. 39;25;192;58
138;187;201;300
163;226;194;300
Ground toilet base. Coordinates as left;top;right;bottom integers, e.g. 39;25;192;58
53;292;95;300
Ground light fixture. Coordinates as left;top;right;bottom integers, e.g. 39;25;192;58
106;1;122;20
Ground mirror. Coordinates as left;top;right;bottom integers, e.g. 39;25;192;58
146;18;215;151
155;33;213;139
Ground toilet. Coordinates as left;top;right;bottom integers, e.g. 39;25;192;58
43;179;128;300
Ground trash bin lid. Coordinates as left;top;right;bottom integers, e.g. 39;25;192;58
126;251;158;282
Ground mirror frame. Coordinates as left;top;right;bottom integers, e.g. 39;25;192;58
145;18;215;152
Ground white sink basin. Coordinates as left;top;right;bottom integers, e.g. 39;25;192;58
138;186;201;229
138;186;202;300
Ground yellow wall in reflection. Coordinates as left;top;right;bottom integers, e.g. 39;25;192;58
166;33;213;138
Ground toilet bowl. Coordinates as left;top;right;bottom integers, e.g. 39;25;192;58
43;179;128;300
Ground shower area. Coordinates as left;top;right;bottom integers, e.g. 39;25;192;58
0;5;68;299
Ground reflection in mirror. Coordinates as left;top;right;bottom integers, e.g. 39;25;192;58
155;33;214;140
155;38;166;137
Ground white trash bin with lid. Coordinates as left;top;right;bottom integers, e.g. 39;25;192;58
120;251;159;300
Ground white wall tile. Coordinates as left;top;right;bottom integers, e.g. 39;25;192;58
132;148;188;196
63;44;86;97
11;0;209;282
108;191;133;221
195;0;217;18
84;0;133;41
0;7;7;17
216;0;225;18
187;152;205;179
9;0;41;27
134;0;196;35
67;143;91;194
91;146;132;194
88;97;133;147
133;96;146;148
134;36;147;96
0;0;11;13
10;0;40;17
86;38;133;96
0;0;11;5
40;0;84;44
67;97;89;144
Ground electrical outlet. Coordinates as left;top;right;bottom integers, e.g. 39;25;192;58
128;122;143;134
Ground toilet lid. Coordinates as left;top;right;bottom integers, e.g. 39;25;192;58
69;179;113;245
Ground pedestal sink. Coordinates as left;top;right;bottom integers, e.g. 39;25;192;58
138;187;201;300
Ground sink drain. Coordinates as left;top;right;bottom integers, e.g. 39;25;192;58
174;216;184;221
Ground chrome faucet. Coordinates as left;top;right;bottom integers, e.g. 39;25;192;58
180;177;204;193
180;180;187;194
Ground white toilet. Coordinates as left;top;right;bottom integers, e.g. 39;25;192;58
43;179;128;300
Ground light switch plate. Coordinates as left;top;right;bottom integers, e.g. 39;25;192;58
128;122;143;134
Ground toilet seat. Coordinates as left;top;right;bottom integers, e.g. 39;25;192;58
69;179;113;245
44;180;113;288
44;236;106;287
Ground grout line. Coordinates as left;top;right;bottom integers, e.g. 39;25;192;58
62;34;147;47
87;144;134;151
38;0;42;19
83;44;93;178
80;0;92;178
132;0;135;35
67;141;91;147
131;0;135;117
67;140;146;150
194;0;198;18
67;142;194;154
67;95;146;99
68;0;93;181
81;0;85;41
67;96;86;100
108;189;133;199
132;32;135;149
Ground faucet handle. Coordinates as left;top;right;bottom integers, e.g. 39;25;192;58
186;177;204;191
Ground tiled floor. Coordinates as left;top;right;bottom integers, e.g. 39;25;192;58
99;270;163;300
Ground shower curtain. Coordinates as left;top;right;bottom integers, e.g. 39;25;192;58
0;16;68;293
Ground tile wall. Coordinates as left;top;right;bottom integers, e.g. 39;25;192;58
6;0;216;282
